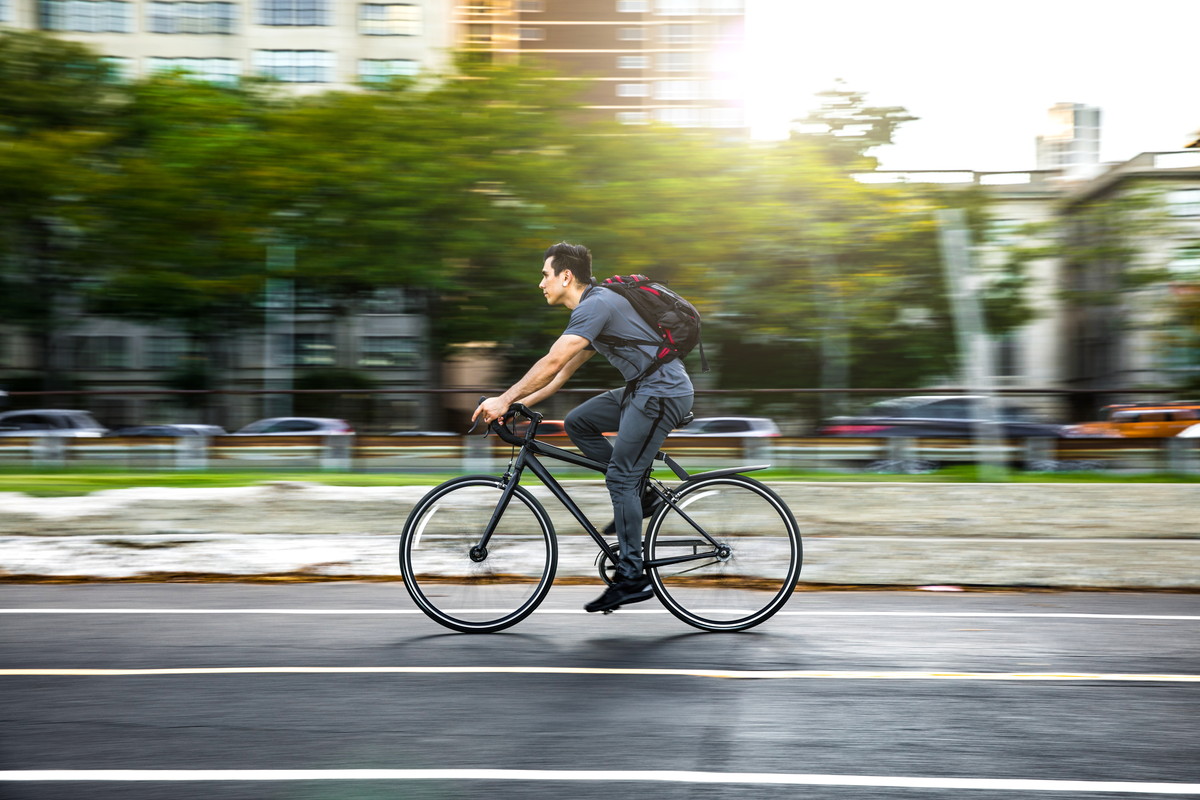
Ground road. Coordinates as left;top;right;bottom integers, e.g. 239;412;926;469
1;584;1198;800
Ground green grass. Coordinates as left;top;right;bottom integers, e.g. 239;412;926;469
0;464;1196;496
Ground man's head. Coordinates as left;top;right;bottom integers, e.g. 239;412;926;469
540;242;592;308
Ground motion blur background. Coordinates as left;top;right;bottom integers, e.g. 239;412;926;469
1;0;1198;438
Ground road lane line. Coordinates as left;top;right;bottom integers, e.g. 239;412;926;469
1;769;1198;793
3;666;1198;681
3;608;1199;620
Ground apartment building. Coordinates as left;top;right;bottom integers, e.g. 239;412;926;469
456;0;746;129
0;0;455;88
856;148;1200;412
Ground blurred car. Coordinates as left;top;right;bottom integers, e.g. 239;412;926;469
670;416;781;437
387;430;458;437
513;419;569;437
1176;422;1200;438
818;395;1063;438
1063;402;1200;438
231;417;354;435
109;424;226;437
0;409;108;437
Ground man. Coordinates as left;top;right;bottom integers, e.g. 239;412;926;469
472;242;694;613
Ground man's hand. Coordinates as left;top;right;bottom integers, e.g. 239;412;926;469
472;396;511;427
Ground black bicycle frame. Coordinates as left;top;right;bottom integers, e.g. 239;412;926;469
472;414;730;570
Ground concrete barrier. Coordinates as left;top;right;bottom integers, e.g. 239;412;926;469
0;482;1197;588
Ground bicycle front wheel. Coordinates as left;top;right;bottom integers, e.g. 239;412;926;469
646;475;801;632
400;476;557;633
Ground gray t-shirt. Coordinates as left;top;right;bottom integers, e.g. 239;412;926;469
562;284;693;398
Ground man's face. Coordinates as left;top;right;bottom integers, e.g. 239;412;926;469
538;257;570;306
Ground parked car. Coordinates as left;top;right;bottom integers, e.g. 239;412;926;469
0;409;108;437
818;395;1063;438
1063;401;1200;438
670;416;781;437
231;417;354;435
108;424;226;437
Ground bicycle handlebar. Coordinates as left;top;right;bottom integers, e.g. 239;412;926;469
468;397;543;447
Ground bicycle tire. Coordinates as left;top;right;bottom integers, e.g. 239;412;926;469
645;474;801;632
399;475;557;633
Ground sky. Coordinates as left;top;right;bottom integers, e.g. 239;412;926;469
740;0;1200;172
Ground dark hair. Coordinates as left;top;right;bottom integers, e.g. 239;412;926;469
543;242;593;285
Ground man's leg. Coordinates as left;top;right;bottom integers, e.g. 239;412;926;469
563;389;622;465
581;393;692;613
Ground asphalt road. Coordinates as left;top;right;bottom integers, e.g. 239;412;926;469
2;584;1198;800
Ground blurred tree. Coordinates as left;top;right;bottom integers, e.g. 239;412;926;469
790;80;918;169
0;31;118;389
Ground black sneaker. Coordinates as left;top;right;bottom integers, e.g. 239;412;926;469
584;575;653;613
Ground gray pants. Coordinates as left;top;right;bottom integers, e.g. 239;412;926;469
564;389;693;581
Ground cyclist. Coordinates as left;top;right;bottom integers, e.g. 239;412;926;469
472;242;694;614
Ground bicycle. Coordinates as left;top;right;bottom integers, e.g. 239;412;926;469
399;402;802;634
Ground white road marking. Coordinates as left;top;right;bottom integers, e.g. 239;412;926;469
2;608;1199;621
3;666;1198;681
0;769;1197;793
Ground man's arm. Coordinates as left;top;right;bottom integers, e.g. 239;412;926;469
473;335;592;424
518;347;594;408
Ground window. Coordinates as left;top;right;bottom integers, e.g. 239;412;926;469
71;336;131;369
654;80;702;100
616;111;650;125
616;83;649;97
291;333;335;366
39;0;133;32
359;58;417;83
1169;245;1200;281
706;0;742;12
1167;188;1200;217
258;0;328;26
359;3;419;35
660;23;695;43
145;336;195;369
101;56;134;81
358;336;418;369
254;50;334;83
617;26;646;40
617;55;648;69
657;52;695;72
656;107;701;126
148;57;241;83
147;1;236;33
656;0;699;13
1;0;11;21
618;0;649;10
517;27;543;40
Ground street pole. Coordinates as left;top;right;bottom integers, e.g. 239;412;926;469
265;241;294;418
936;208;1007;480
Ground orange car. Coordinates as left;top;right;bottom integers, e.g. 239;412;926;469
1064;402;1200;438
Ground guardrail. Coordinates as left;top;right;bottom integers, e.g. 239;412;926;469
0;435;1197;474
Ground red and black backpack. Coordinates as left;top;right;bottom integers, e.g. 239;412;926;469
594;274;709;399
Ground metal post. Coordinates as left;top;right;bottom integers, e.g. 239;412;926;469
936;209;1007;479
265;242;295;419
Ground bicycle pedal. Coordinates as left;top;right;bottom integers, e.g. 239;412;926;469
602;607;618;614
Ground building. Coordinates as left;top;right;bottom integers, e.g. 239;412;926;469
1036;102;1102;179
855;148;1200;414
0;0;455;88
455;0;746;129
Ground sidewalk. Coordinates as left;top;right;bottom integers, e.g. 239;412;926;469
2;482;1198;588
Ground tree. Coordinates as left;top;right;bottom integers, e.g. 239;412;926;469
0;31;118;389
790;80;918;169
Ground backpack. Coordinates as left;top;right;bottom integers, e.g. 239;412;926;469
594;274;709;399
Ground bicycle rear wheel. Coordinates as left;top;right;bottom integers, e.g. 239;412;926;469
400;476;557;633
645;474;801;632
